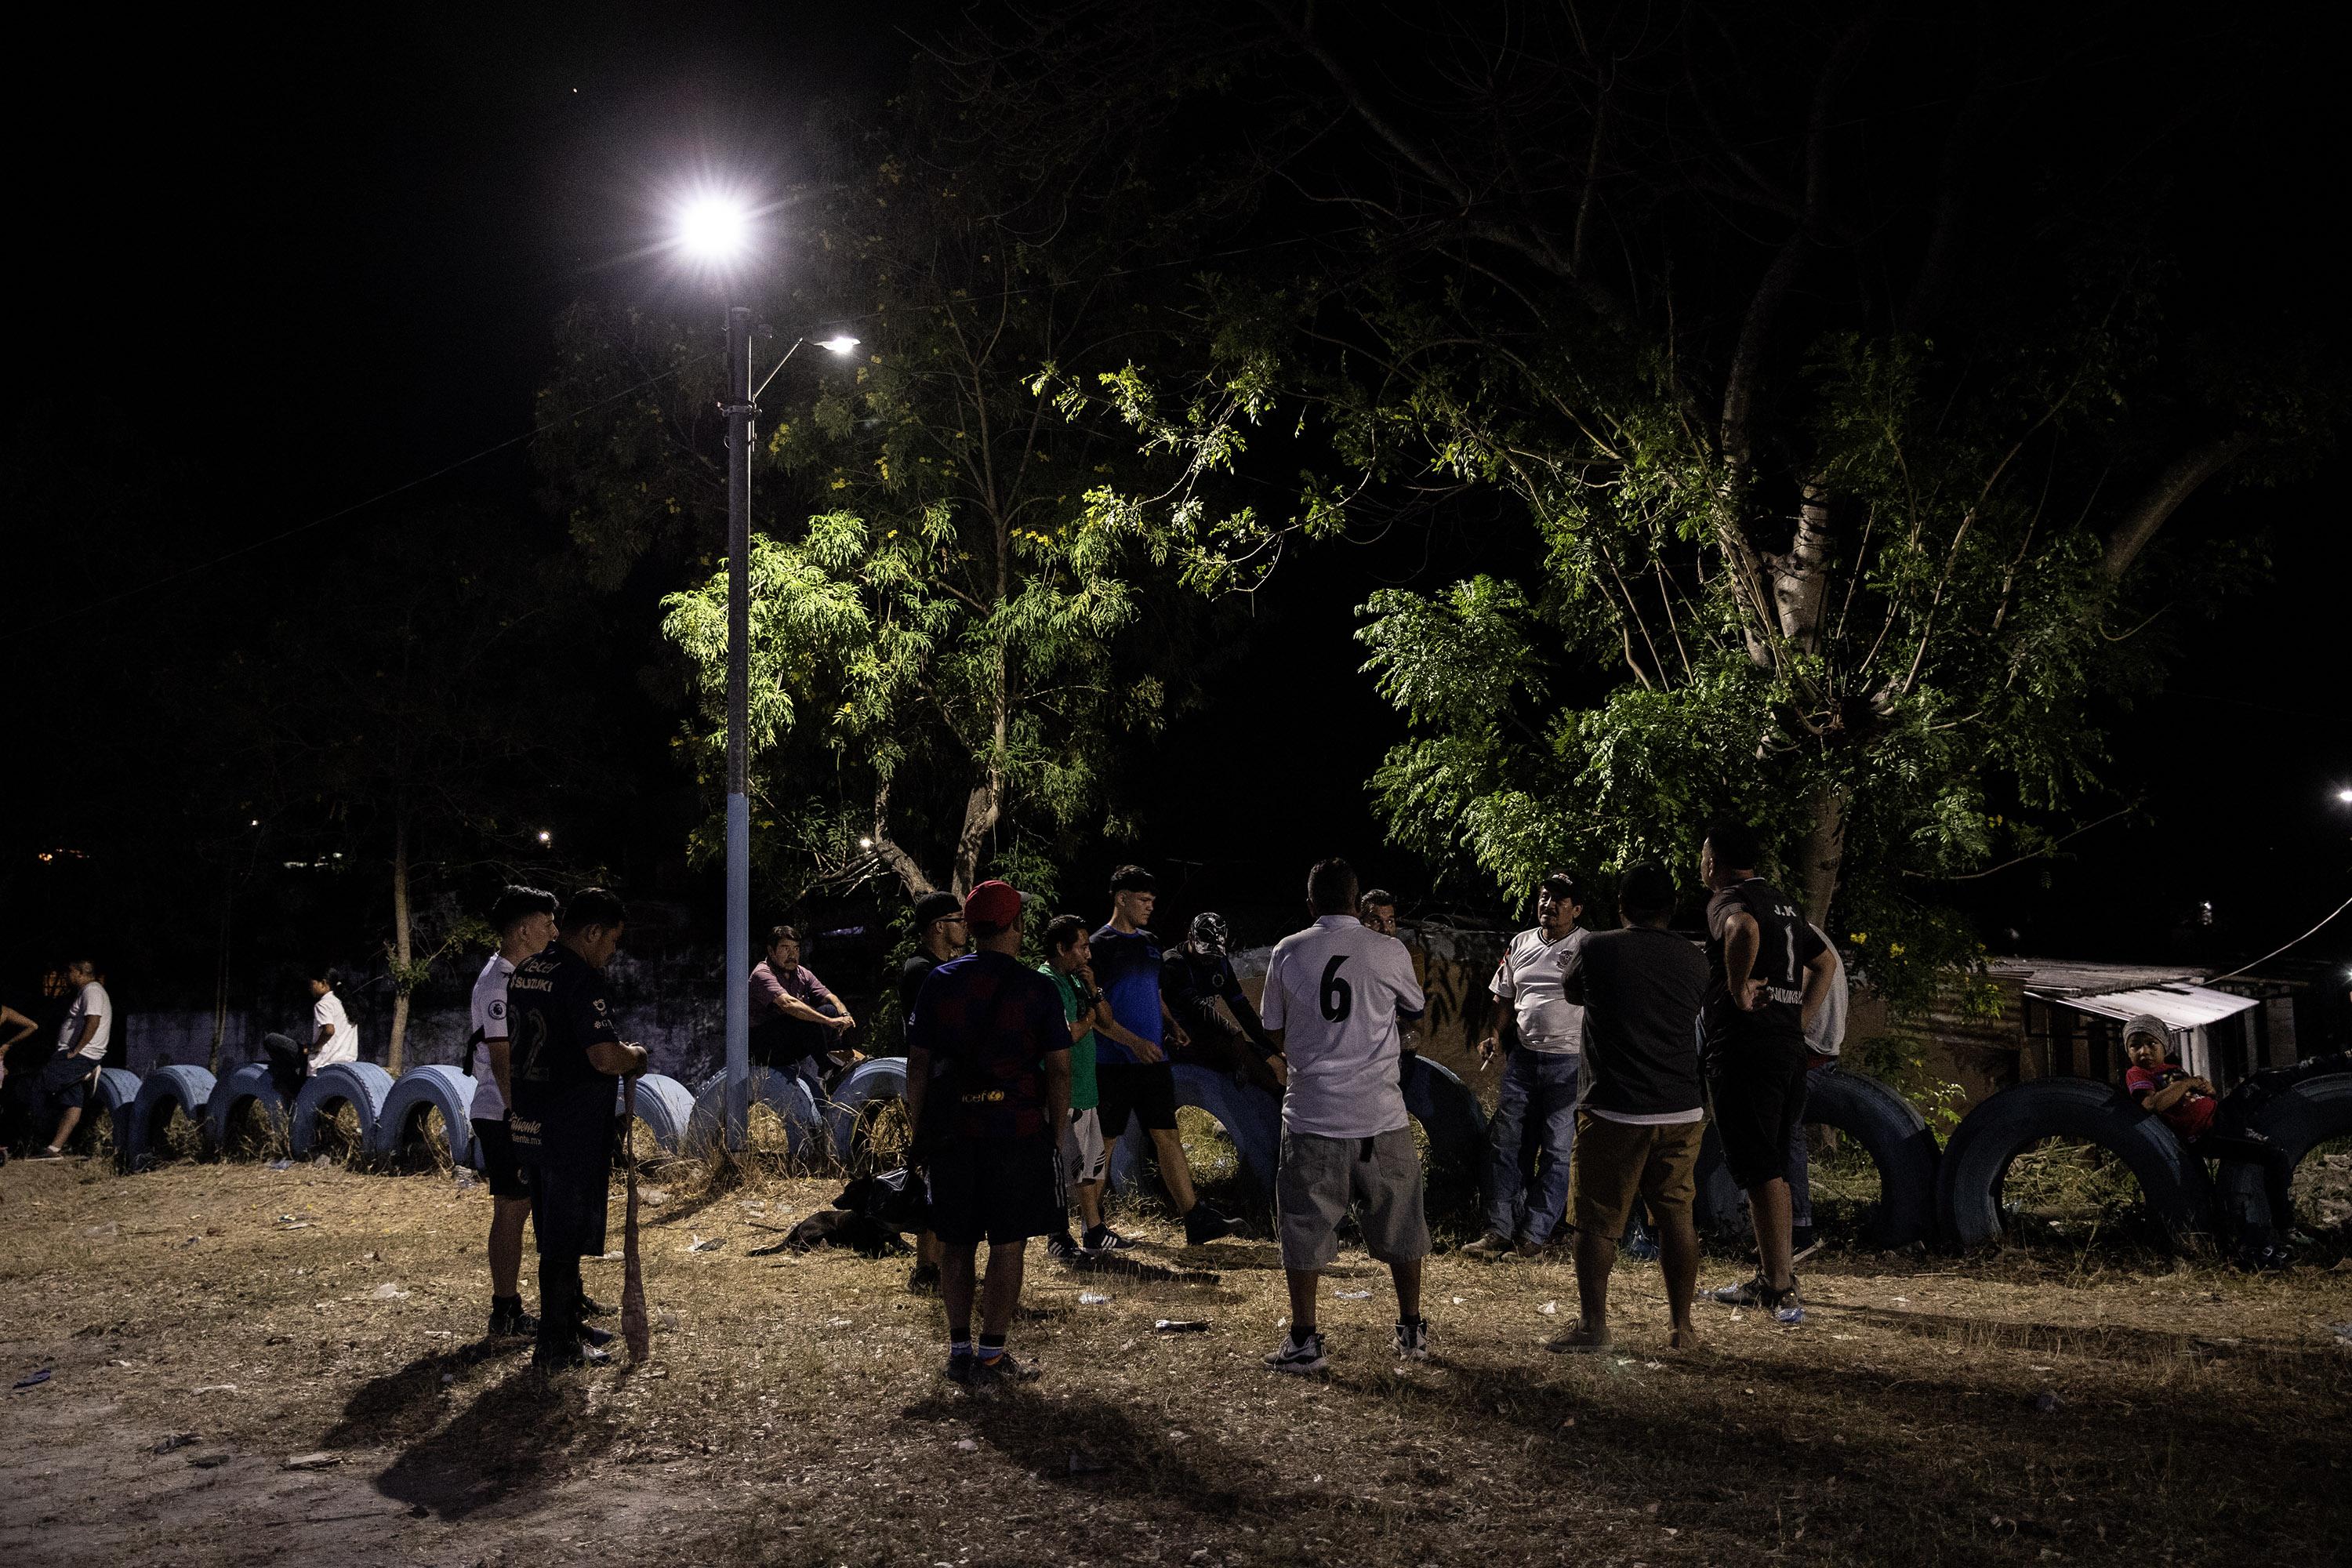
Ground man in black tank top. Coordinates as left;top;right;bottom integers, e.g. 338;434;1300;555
1699;822;1836;1326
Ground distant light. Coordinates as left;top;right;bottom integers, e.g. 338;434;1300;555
858;836;875;850
537;830;553;846
248;818;260;828
2336;786;2352;804
820;336;861;355
331;852;342;860
677;198;751;264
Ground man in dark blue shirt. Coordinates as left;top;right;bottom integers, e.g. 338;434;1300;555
1162;912;1284;1095
507;887;648;1370
1089;866;1247;1247
906;880;1072;1387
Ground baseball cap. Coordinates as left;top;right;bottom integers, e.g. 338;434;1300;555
913;891;964;931
963;880;1022;935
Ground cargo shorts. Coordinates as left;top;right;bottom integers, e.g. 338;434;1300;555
1276;1125;1431;1271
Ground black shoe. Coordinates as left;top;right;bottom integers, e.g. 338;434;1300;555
1045;1231;1081;1261
533;1339;610;1370
488;1304;539;1338
945;1351;977;1385
579;1294;616;1318
1790;1224;1816;1253
1082;1224;1135;1252
908;1262;941;1295
971;1352;1039;1388
579;1325;615;1349
1184;1201;1243;1246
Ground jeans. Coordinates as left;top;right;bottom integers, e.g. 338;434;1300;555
1482;1047;1579;1245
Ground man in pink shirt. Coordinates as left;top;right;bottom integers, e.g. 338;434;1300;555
750;925;862;1097
2121;1014;2295;1269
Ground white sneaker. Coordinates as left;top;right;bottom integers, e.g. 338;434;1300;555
1392;1319;1430;1360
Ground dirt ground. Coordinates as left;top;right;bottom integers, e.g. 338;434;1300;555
4;1146;2349;1568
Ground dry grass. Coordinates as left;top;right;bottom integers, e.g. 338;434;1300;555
3;1150;2348;1567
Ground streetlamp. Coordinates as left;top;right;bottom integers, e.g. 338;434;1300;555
673;192;858;1149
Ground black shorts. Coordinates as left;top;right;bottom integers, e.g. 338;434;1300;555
528;1158;612;1261
470;1117;531;1200
924;1138;1065;1247
42;1054;99;1109
1094;1058;1178;1136
1705;1036;1808;1192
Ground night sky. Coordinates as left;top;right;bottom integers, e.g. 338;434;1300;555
7;3;2348;1012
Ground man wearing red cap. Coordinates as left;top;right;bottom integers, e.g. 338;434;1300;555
904;879;1074;1386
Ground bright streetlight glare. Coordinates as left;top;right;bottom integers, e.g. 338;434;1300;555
820;335;861;354
2336;786;2352;804
677;198;751;263
536;829;553;845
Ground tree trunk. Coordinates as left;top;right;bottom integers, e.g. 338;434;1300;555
1773;480;1835;651
206;860;232;1077
387;811;412;1075
1792;782;1847;929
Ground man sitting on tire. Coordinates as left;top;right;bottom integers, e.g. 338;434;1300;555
2122;1014;2296;1269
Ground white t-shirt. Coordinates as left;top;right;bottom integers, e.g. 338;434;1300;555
1491;927;1584;1051
468;953;516;1121
1803;926;1847;1058
1258;915;1426;1138
311;991;358;1065
60;981;111;1060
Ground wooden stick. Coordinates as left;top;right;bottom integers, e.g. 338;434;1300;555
621;1075;650;1364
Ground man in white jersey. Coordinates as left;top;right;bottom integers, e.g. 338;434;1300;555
1258;858;1432;1373
1464;870;1587;1259
472;886;560;1339
32;958;111;1158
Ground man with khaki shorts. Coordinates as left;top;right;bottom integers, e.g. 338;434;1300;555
1549;862;1709;1352
1257;858;1430;1373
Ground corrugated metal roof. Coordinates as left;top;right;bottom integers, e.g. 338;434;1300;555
2025;981;2258;1031
1998;956;2210;996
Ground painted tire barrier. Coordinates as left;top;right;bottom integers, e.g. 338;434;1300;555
615;1073;696;1155
89;1067;141;1157
1403;1053;1488;1159
289;1062;394;1160
1690;1069;1941;1247
205;1062;292;1156
370;1065;479;1169
1935;1076;2211;1250
1105;1064;1283;1196
2215;1071;2352;1234
126;1065;216;1171
686;1067;822;1155
825;1057;908;1164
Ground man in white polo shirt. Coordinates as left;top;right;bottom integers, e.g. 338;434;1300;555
1258;858;1432;1374
471;885;561;1339
1465;870;1587;1259
32;958;111;1158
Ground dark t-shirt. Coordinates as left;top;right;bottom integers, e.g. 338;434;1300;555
1703;878;1825;1052
1090;926;1163;1065
1559;927;1708;1118
898;953;942;1025
907;950;1069;1143
506;944;622;1171
1161;946;1272;1047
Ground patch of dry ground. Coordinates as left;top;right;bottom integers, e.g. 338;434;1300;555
3;1149;2348;1567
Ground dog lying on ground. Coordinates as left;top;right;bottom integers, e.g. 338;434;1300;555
752;1169;926;1257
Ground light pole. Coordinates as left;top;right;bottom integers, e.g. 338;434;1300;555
675;194;858;1149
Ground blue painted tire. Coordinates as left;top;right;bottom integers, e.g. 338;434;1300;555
205;1062;291;1156
1935;1077;2210;1250
1105;1064;1285;1197
290;1062;394;1160
826;1058;909;1163
370;1065;479;1168
126;1065;215;1171
615;1073;695;1154
2215;1073;2352;1235
1403;1054;1487;1158
85;1068;141;1159
686;1068;822;1155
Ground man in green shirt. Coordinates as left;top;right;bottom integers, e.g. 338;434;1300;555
1040;914;1112;1256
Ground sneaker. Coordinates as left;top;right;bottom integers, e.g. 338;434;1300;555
1621;1228;1661;1262
907;1261;942;1294
1459;1232;1517;1261
945;1351;977;1385
579;1294;616;1319
1762;1277;1805;1326
1392;1318;1430;1360
488;1304;539;1338
1045;1232;1081;1261
533;1340;610;1371
1081;1224;1135;1253
1264;1330;1328;1374
29;1146;65;1160
971;1352;1040;1389
1183;1201;1245;1246
1709;1274;1767;1308
579;1325;615;1349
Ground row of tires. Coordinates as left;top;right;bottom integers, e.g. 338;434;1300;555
82;1058;928;1173
72;1051;2350;1252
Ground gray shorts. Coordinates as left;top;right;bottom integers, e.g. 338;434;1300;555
1276;1126;1431;1271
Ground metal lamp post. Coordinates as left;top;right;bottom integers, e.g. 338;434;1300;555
677;196;858;1150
